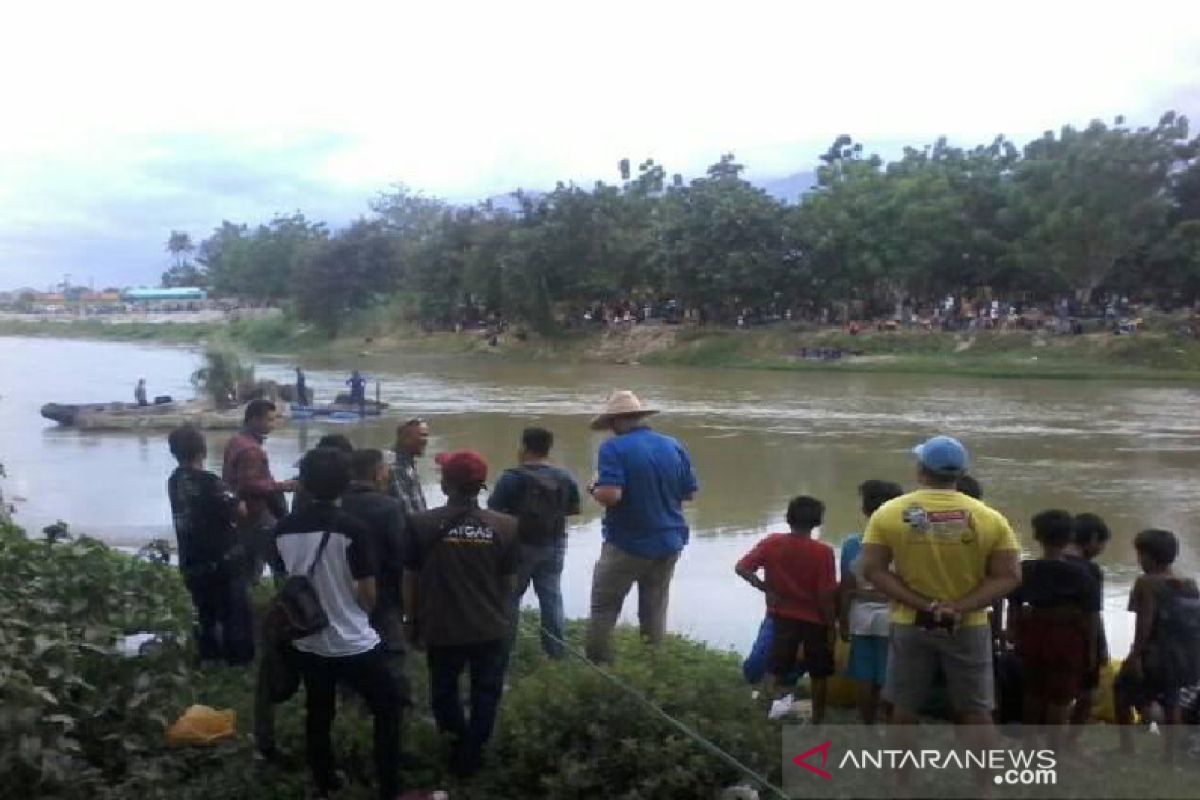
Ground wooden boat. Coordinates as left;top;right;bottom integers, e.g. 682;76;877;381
41;400;246;431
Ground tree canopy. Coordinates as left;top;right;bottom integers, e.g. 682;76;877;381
171;113;1199;330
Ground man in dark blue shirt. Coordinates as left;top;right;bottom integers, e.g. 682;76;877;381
347;370;367;405
584;391;698;664
488;427;581;660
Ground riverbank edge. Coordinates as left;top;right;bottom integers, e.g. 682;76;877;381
3;317;1200;383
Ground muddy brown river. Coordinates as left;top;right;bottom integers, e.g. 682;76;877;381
3;335;1199;656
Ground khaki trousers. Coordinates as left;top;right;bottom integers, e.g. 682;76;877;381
585;541;680;664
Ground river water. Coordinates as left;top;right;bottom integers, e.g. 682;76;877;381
3;335;1199;656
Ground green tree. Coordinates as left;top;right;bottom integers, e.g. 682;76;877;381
294;219;398;333
657;154;785;321
161;231;206;288
784;139;896;317
201;215;325;301
1010;114;1188;302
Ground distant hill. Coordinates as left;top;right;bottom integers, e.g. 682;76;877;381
478;169;819;211
752;170;818;203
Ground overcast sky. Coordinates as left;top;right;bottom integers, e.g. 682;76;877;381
1;0;1198;290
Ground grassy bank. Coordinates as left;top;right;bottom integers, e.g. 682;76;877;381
0;317;331;352
642;326;1200;381
3;315;1200;381
0;518;782;799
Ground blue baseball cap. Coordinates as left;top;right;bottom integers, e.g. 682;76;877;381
912;436;969;474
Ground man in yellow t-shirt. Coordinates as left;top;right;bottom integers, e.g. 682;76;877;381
861;436;1020;725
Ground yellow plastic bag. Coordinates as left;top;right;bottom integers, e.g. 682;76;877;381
1090;659;1120;723
827;638;858;708
165;704;236;746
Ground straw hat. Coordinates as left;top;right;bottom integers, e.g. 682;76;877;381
590;390;659;430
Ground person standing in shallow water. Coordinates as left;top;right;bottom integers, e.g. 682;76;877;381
347;370;368;406
584;390;699;664
135;378;148;406
295;367;309;406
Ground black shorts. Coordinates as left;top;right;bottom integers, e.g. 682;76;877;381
769;615;834;679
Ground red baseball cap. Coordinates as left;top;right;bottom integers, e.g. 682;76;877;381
435;450;488;485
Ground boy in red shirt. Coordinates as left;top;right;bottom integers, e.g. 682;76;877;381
736;496;837;723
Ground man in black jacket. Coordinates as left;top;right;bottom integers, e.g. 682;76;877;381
404;451;518;777
167;425;254;666
342;448;410;702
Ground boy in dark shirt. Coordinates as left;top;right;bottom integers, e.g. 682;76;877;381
1067;513;1111;729
1006;509;1100;746
1115;528;1200;763
736;496;837;723
167;425;253;666
404;450;519;777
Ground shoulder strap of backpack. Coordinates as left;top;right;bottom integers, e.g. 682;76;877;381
305;530;332;578
515;465;560;494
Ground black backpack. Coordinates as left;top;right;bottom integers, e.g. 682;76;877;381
265;531;332;643
513;466;564;545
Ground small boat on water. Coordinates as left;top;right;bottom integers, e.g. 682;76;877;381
289;400;388;421
41;400;245;431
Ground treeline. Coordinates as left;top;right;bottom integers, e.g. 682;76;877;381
162;112;1200;333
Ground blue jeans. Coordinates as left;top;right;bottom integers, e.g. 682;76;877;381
508;539;567;658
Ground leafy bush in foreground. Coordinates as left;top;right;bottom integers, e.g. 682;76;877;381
0;521;196;796
0;519;782;798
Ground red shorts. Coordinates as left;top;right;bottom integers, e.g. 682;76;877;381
1017;614;1088;704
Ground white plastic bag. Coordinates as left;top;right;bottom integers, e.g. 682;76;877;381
768;693;794;721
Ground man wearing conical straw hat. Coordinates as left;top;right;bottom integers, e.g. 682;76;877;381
584;390;699;664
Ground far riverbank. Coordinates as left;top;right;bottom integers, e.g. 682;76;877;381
3;315;1200;382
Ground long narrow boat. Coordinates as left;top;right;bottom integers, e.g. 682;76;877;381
41;400;246;430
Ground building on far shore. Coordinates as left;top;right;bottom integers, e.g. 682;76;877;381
122;287;208;303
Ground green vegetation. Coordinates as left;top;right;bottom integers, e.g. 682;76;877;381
0;517;784;799
157;114;1200;333
190;347;255;407
646;328;1200;380
0;520;196;797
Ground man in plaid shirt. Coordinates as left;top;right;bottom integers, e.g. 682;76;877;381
388;418;430;517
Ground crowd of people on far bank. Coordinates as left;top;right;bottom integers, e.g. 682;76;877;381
165;391;1200;799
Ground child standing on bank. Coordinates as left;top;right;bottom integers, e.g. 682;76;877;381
1006;510;1101;748
736;496;837;723
838;479;903;724
1067;513;1111;728
1115;529;1200;764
